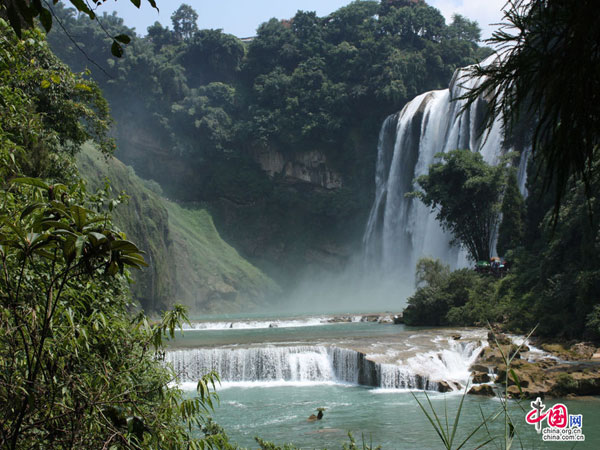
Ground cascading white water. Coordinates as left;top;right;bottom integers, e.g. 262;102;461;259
363;56;528;282
405;339;486;384
166;346;379;385
165;340;485;391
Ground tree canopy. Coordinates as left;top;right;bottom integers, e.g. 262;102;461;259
414;149;505;262
0;0;156;56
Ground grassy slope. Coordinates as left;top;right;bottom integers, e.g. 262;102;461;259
77;144;278;313
164;200;279;312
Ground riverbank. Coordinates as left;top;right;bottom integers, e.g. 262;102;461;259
468;332;600;398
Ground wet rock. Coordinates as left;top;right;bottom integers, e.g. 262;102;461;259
452;334;461;340
479;344;522;362
570;343;596;360
470;364;491;373
472;371;491;384
360;315;379;323
468;384;495;396
539;343;577;360
548;365;600;396
438;381;462;392
487;331;511;346
393;314;404;324
378;315;394;324
269;323;278;328
328;316;352;323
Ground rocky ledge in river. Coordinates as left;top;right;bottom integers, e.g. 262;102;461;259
325;313;404;324
468;334;600;399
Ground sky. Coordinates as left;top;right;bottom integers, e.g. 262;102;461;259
95;0;507;41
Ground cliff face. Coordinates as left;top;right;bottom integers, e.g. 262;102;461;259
253;147;343;190
108;107;379;291
77;144;279;313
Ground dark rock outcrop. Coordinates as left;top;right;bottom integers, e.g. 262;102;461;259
469;384;495;396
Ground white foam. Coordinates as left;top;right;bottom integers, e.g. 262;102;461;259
404;338;486;385
180;317;330;331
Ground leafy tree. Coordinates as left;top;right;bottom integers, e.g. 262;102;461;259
462;0;600;216
446;14;481;42
178;28;245;85
1;0;153;56
147;21;177;51
403;260;497;326
0;172;220;449
414;149;505;262
171;3;199;41
504;158;600;339
43;1;491;287
379;0;424;16
0;21;221;449
496;167;525;256
0;19;113;177
415;257;450;288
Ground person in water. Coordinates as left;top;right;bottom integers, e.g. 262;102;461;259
308;408;324;421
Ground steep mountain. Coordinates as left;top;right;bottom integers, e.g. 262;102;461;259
77;144;279;312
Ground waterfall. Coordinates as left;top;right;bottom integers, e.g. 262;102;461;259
165;341;485;391
363;56;527;282
166;346;386;386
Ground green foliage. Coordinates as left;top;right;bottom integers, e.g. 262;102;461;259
41;1;489;283
586;305;600;339
404;258;503;327
0;168;219;448
414;149;505;262
0;20;113;178
462;0;600;218
171;4;199;41
342;432;381;450
0;25;222;448
554;373;578;395
77;144;278;313
496;168;525;256
500;158;600;339
415;257;451;288
179;29;245;85
255;437;299;450
1;0;156;56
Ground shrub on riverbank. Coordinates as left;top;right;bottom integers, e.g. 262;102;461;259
403;259;501;327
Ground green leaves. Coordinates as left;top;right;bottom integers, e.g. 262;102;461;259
414;149;505;262
1;171;217;448
114;34;131;45
111;40;124;58
69;0;95;20
12;177;49;190
39;7;53;33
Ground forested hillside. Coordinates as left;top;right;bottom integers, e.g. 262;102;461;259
46;0;491;289
77;144;278;312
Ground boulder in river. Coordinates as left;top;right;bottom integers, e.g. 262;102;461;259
472;371;491;384
468;384;495;396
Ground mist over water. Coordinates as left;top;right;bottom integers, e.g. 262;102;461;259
270;260;413;315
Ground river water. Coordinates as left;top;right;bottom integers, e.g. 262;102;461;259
168;316;599;449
